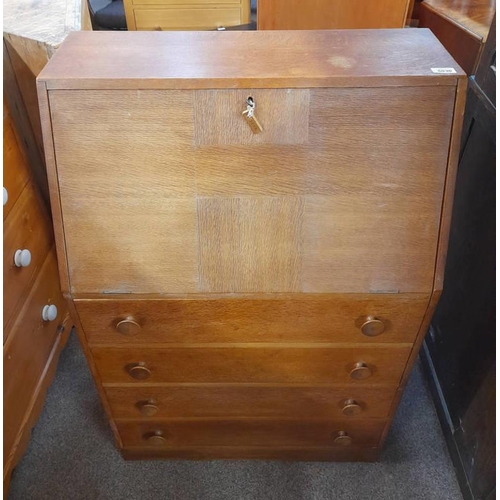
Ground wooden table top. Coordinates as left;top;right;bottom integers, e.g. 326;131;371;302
38;29;466;90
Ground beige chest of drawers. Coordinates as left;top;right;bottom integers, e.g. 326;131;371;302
37;30;466;461
124;0;251;30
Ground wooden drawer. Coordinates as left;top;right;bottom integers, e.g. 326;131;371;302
3;183;53;337
116;418;386;448
134;7;241;30
3;250;67;462
106;385;397;419
93;345;411;385
3;116;30;220
132;0;241;4
77;294;428;345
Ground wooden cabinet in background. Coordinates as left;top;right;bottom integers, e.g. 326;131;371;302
37;30;465;462
257;0;411;29
418;0;495;75
3;101;71;494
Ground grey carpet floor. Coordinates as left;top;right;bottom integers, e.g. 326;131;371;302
9;331;462;500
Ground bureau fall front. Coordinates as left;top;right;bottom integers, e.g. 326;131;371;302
37;29;466;461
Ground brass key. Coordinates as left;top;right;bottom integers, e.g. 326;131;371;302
242;97;263;134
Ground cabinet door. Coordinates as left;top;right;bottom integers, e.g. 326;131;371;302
49;86;454;294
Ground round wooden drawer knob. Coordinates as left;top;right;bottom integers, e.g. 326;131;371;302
128;363;151;380
145;431;166;446
342;399;362;416
139;401;159;417
3;187;8;206
116;317;141;336
42;304;58;322
334;431;353;446
350;362;372;380
14;249;32;267
360;317;386;337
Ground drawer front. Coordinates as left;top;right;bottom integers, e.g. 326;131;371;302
133;0;241;4
106;385;397;419
93;346;410;384
134;7;241;30
77;294;428;345
116;419;386;448
3;115;30;220
3;250;67;460
50;86;454;295
3;183;53;334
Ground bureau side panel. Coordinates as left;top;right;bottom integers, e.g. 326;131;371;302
36;81;71;295
378;77;468;447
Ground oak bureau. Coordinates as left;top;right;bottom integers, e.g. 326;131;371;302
37;29;466;461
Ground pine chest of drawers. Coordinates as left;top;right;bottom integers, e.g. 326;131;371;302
3;100;70;490
37;29;466;461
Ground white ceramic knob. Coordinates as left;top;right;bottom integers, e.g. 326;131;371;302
42;304;58;322
3;187;8;206
14;249;32;267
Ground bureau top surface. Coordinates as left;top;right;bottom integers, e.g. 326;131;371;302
38;29;465;89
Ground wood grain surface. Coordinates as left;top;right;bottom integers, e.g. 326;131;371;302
422;0;495;39
36;30;466;461
419;1;486;75
37;30;466;90
36;81;72;295
76;294;429;345
105;385;397;419
3;183;53;336
3;113;31;220
115;418;386;447
125;0;251;31
3;37;52;210
433;78;468;292
3;250;67;463
133;7;242;30
3;311;71;492
48;85;454;294
66;299;124;450
257;0;410;30
194;89;310;146
93;345;411;385
198;197;304;292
